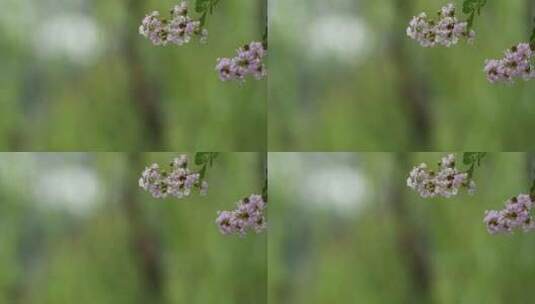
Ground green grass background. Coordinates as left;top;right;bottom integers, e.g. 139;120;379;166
0;152;266;304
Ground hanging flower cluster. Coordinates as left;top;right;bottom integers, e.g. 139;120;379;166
484;194;535;234
216;194;267;236
139;2;208;46
215;41;267;82
406;3;475;48
139;155;208;199
484;42;535;83
407;154;476;198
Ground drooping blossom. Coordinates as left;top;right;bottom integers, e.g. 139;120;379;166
407;154;475;198
215;41;267;83
407;3;475;47
484;194;535;235
139;154;207;199
484;42;535;84
216;194;267;236
139;2;208;46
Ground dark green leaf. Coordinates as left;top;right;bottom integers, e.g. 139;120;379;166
195;0;221;25
195;0;211;13
462;0;487;28
195;152;211;165
463;152;476;165
530;179;535;196
462;0;478;14
530;18;535;43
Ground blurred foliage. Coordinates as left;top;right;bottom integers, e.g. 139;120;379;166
0;152;266;304
269;0;535;151
269;152;535;304
0;0;266;151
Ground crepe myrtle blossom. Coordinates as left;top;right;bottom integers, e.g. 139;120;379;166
484;42;535;84
139;154;208;199
484;194;535;235
139;2;208;46
407;154;476;198
407;3;475;48
215;41;267;82
216;194;267;236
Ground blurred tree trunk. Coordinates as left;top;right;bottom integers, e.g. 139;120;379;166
390;1;432;150
122;153;165;304
122;0;166;292
124;0;164;149
387;154;432;303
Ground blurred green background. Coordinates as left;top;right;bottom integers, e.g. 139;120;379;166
0;152;266;304
269;0;535;151
0;0;266;151
269;152;535;304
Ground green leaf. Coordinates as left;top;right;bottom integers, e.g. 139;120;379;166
462;152;487;179
530;18;535;43
463;0;487;13
195;152;219;169
463;152;476;165
195;0;211;13
462;0;487;28
195;0;221;25
462;0;478;14
195;152;211;165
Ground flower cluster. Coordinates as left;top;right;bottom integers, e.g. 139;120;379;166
215;41;267;82
406;3;475;47
407;154;476;198
484;194;535;235
484;42;535;83
139;2;208;46
139;155;208;199
216;194;267;236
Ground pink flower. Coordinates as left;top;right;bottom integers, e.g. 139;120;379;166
484;194;535;235
407;154;475;199
216;194;267;236
139;155;207;199
484;42;535;84
215;41;267;83
139;1;208;46
407;3;475;48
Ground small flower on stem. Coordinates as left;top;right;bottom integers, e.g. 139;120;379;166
139;154;207;199
139;1;208;46
407;154;475;198
216;194;267;236
484;42;535;84
406;3;475;48
216;41;267;83
484;194;535;235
